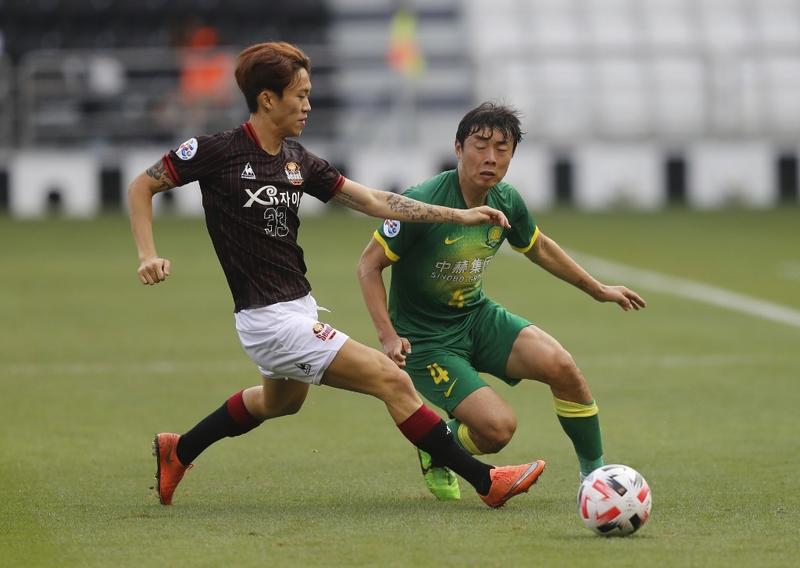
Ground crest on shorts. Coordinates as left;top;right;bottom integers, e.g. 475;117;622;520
485;225;503;248
176;137;198;161
285;162;303;185
383;219;401;238
312;322;337;341
295;362;313;376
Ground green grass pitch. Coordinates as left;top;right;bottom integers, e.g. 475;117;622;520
1;207;798;567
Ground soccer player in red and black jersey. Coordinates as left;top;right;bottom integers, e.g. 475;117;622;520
128;42;545;508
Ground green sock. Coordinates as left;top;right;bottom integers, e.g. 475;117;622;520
553;397;604;477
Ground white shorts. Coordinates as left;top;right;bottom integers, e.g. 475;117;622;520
234;294;349;385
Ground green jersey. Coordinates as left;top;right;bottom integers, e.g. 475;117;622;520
374;170;539;345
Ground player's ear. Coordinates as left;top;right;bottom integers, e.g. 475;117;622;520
454;140;463;160
259;90;275;111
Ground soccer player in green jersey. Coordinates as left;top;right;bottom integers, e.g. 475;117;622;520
358;102;647;500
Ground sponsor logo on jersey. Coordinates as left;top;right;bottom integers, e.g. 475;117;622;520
485;225;503;247
444;235;464;245
176;137;198;160
244;185;279;207
243;185;301;208
383;219;401;237
241;162;256;180
312;322;337;341
284;162;303;185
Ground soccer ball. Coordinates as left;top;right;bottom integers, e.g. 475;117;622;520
577;464;652;537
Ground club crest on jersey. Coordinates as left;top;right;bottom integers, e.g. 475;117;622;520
284;162;303;185
176;137;198;161
312;322;337;341
486;225;503;248
383;219;401;238
241;162;256;180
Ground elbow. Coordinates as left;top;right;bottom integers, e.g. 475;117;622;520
356;256;383;284
356;259;373;282
127;174;150;198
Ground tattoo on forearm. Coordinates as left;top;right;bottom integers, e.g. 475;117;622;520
334;189;365;212
385;194;454;222
145;160;175;191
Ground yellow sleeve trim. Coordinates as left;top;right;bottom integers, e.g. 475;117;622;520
510;226;540;253
553;397;599;418
373;231;400;262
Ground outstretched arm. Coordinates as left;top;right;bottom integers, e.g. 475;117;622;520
128;159;176;285
333;178;510;228
357;238;410;366
525;232;647;311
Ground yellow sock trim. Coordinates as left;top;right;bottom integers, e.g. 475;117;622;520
553;397;598;418
457;423;483;455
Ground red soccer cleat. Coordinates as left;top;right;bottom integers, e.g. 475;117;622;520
152;433;191;505
480;460;546;509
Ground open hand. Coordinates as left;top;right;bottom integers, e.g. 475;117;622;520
597;285;647;311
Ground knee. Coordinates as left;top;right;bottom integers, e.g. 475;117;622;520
476;415;517;453
548;349;584;386
377;365;416;402
547;350;594;401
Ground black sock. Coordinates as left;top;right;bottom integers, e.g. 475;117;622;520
176;390;261;465
417;421;493;495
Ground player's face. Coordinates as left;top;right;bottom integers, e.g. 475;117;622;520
455;128;513;192
271;68;312;137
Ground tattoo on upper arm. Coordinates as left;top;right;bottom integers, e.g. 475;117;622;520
145;160;175;191
385;194;453;223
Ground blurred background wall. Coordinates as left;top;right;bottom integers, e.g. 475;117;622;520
0;0;798;217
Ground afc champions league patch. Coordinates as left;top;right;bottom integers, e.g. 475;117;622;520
312;322;337;341
383;219;401;238
176;137;198;161
284;161;304;185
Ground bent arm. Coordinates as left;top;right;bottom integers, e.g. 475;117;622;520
128;159;176;285
525;232;647;310
333;178;510;227
357;238;410;365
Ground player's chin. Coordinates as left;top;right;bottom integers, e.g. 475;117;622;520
476;176;496;189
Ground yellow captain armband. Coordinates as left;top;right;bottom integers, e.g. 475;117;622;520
510;226;540;253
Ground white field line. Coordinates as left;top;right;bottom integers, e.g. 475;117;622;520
4;252;799;376
504;247;800;329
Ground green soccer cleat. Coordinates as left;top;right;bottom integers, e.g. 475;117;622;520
417;449;461;501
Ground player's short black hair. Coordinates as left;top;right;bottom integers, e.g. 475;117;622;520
455;102;524;153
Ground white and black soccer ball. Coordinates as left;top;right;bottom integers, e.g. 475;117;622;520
577;464;652;537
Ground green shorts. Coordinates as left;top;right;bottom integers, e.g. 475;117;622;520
403;299;531;414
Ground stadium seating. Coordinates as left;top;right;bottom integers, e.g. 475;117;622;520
0;0;797;214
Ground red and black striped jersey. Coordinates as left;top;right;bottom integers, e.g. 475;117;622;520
163;122;344;311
